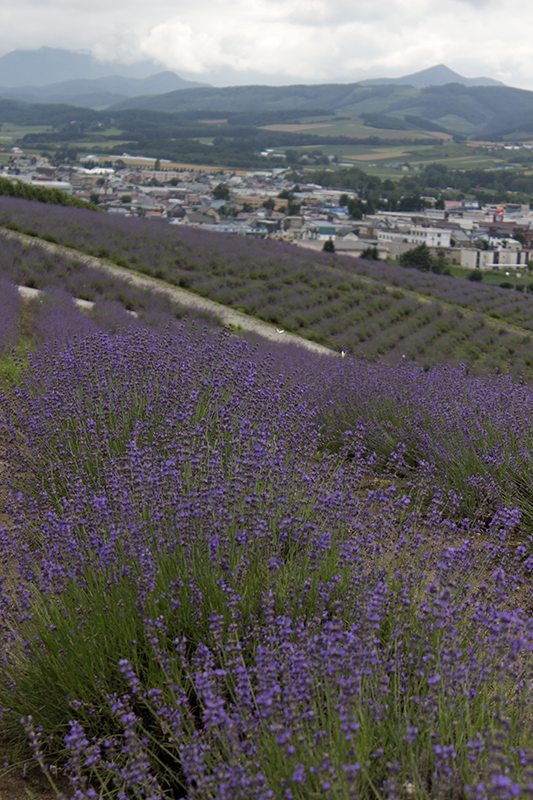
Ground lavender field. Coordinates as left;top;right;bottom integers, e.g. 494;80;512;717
3;197;533;380
1;263;533;799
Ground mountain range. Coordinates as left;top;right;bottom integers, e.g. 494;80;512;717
357;63;503;88
0;46;170;86
107;82;533;139
0;71;208;109
1;48;533;140
0;49;506;110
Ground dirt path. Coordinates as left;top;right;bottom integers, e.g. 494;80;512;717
3;225;533;355
0;228;335;358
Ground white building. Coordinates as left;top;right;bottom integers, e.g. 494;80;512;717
378;225;451;248
460;248;528;270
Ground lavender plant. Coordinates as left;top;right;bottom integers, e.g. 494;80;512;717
3;196;533;378
0;233;220;333
0;271;25;383
1;324;533;798
0;271;21;358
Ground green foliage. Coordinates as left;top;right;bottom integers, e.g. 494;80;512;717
322;238;335;252
0;177;97;210
399;243;435;272
468;270;483;282
360;246;379;260
212;183;230;200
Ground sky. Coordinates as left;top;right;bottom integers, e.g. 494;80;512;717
1;0;533;89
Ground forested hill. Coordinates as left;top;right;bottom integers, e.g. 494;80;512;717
6;80;533;139
109;81;533;139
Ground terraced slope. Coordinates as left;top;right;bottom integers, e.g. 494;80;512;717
2;195;533;379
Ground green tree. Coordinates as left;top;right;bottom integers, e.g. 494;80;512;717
399;243;434;272
347;198;364;219
262;198;275;210
220;205;239;217
212;183;230;200
323;238;335;253
360;246;379;260
52;147;78;166
468;270;483;282
339;193;349;207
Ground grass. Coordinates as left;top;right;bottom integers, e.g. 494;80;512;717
0;300;35;386
448;264;533;289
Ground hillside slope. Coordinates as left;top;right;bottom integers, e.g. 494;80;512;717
2;197;533;381
108;81;533;138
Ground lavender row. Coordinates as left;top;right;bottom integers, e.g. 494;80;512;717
1;325;533;797
0;271;21;358
350;257;533;330
0;232;221;336
3;197;533;378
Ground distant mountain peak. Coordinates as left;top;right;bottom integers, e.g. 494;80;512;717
0;46;177;87
358;64;503;89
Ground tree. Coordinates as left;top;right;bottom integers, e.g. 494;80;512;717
399;243;434;272
360;246;379;260
220;205;239;217
339;193;349;207
513;231;528;246
212;183;230;201
468;270;483;282
347;198;364;219
262;198;275;210
52;147;78;166
323;238;335;253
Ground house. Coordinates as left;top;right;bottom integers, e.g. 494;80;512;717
306;221;337;240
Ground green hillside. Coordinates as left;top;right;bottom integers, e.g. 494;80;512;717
109;82;533;140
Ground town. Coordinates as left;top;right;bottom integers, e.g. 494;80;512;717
3;148;533;277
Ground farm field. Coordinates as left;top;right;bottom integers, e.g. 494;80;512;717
3;196;533;381
0;122;54;143
2;208;533;796
289;138;510;169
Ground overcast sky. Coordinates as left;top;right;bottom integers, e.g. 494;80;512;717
1;0;532;88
